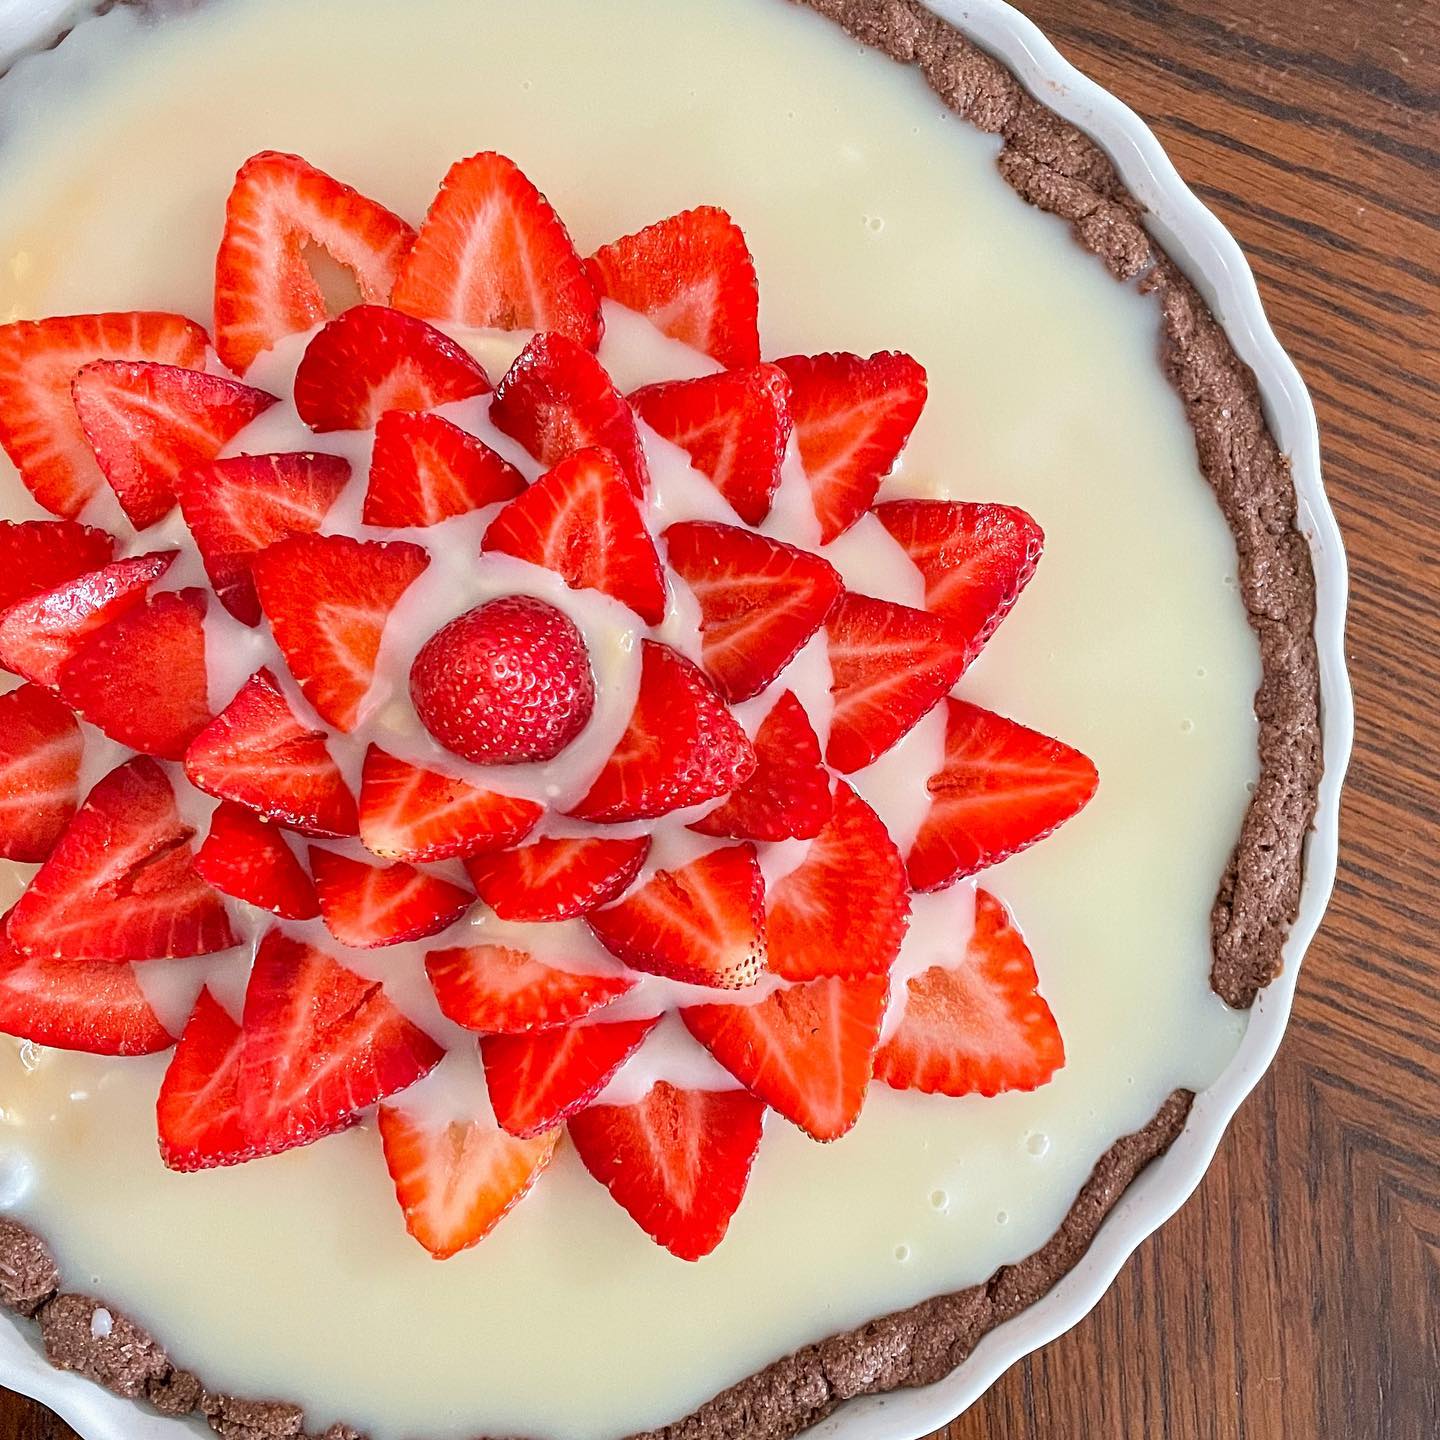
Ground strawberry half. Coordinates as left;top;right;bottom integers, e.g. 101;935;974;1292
425;944;634;1035
689;690;832;842
0;924;173;1057
359;747;542;864
239;929;445;1158
310;848;474;949
568;1082;766;1261
0;519;115;614
905;699;1099;890
0;550;176;686
489;333;647;495
664;521;842;703
71;361;277;529
774;351;927;543
193;801;319;921
363;410;524;527
7;756;236;962
683;974;889;1142
587;208;760;370
56;588;211;760
292;305;491;432
481;447;666;624
214;151;417;376
157;988;250;1170
465;835;650;922
874;889;1064;1096
179;452;351;626
629;365;791;526
252;531;430;732
184;668;358;837
873;500;1044;657
378;1105;559;1259
0;312;208;517
767;782;909;981
569;640;755;824
392;151;601;349
825;591;971;774
588;844;766;990
483;1015;660;1138
0;684;82;862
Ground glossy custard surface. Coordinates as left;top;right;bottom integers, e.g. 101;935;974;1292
0;1;1258;1436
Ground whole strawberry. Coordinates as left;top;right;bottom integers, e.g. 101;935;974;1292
410;595;595;764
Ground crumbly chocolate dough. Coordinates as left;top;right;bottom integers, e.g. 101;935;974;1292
0;1;1322;1436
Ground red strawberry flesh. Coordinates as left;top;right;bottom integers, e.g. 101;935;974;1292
292;305;491;432
569;640;755;823
906;698;1099;890
425;944;633;1035
7;756;237;962
0;684;83;862
465;835;650;923
363;410;524;527
569;1082;766;1260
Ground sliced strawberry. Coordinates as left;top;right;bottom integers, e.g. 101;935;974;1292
310;848;473;949
489;333;647;494
0;925;173;1057
465;835;650;922
71;362;277;529
767;782;909;981
193;801;319;921
6;756;236;962
683;974;889;1142
0;551;176;686
664;522;842;704
157;988;249;1170
481;447;666;624
359;747;542;864
873;500;1043;656
569;1082;765;1261
570;641;754;824
588;844;766;990
56;588;211;759
905;699;1099;890
482;1015;659;1138
0;312;208;517
184;668;358;837
629;365;791;525
363;410;524;527
587;208;760;369
425;944;633;1034
239;929;445;1157
0;684;82;862
179;452;351;626
0;520;115;613
774;351;927;543
378;1105;559;1259
689;690;831;842
214;151;417;376
292;305;491;432
874;889;1064;1096
252;531;429;731
392;151;601;348
825;591;971;774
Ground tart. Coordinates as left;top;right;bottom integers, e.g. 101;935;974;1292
0;1;1321;1438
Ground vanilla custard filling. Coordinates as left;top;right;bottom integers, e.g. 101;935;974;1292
0;1;1259;1437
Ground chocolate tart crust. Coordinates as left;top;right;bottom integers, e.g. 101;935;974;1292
0;1;1322;1437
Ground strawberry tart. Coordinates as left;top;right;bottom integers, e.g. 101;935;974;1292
0;1;1320;1438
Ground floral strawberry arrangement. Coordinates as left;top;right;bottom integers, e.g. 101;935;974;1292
0;151;1098;1262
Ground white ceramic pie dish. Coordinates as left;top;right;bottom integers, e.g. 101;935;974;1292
0;1;1351;1438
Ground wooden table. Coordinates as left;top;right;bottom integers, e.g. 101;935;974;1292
4;1;1436;1437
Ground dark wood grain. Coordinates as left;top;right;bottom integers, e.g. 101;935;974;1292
4;1;1437;1439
